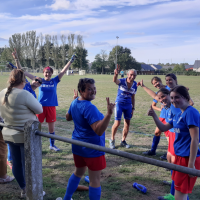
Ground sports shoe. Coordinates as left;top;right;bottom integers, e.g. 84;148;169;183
162;180;172;186
56;198;73;200
160;152;167;160
109;139;115;149
157;193;175;200
142;150;156;156
49;145;60;151
7;160;13;169
120;140;130;148
0;175;14;184
21;191;46;198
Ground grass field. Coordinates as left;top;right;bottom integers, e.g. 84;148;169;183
0;74;200;200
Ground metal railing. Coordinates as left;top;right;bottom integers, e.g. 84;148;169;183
1;121;200;200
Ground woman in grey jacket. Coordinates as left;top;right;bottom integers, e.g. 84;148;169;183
0;69;43;198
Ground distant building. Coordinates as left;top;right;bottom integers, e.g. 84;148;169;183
184;65;193;71
193;60;200;72
141;64;155;71
150;64;163;70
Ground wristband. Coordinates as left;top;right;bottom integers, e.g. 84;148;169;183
70;53;77;63
132;107;135;110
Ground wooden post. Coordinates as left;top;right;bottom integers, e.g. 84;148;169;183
24;120;43;200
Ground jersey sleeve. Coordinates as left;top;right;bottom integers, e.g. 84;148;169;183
184;108;199;128
84;104;104;125
68;104;72;115
53;76;60;84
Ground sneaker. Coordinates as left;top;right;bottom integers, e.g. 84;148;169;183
142;150;156;156
157;193;175;200
109;139;115;149
120;140;130;148
49;145;60;151
0;175;14;184
162;180;172;186
21;191;46;198
7;160;13;169
56;198;73;200
160;152;167;160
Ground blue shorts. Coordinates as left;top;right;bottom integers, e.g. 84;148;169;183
115;102;132;120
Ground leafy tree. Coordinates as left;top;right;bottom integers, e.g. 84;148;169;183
91;50;108;73
0;46;13;63
72;47;88;70
108;46;141;72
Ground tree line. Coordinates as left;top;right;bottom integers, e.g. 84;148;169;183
0;31;88;70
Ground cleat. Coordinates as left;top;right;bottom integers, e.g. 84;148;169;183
49;145;60;151
120;140;130;148
109;139;115;149
143;150;156;156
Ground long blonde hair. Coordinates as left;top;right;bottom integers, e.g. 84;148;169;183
3;69;26;105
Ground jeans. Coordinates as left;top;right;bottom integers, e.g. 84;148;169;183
6;142;26;189
0;130;7;177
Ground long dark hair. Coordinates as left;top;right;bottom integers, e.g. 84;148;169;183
3;69;26;105
170;85;190;101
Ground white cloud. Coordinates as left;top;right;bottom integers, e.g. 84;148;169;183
47;0;171;11
91;42;110;46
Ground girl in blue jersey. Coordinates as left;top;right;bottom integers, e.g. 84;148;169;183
12;48;77;151
148;85;200;200
142;76;170;157
62;78;115;200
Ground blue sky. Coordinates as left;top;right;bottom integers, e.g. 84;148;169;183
0;0;200;64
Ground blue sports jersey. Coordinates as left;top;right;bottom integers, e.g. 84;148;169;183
68;98;105;158
23;79;37;98
163;104;181;133
115;78;137;104
152;85;170;118
38;76;60;106
168;106;200;157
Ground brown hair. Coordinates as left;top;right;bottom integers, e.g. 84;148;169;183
170;85;190;101
151;76;162;84
3;69;26;105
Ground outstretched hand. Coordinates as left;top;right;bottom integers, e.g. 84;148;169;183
12;48;18;60
106;97;115;115
137;79;144;87
73;89;78;100
114;64;120;75
147;105;156;117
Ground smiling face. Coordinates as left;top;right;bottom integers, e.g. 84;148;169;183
157;92;171;107
80;83;96;101
127;70;137;83
43;69;52;81
152;79;163;89
170;91;187;109
165;76;177;89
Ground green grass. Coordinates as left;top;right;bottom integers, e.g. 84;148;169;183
0;74;200;200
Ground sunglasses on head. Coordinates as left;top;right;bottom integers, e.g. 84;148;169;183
35;79;42;84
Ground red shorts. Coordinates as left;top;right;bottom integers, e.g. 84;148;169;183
37;106;56;123
159;117;169;137
168;131;175;156
172;156;200;194
73;154;106;171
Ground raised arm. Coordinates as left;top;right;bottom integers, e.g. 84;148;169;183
58;54;77;80
148;105;172;132
90;98;115;136
12;49;36;80
113;64;120;85
152;101;162;112
137;79;157;100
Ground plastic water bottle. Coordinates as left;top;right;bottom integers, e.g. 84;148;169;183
84;176;90;183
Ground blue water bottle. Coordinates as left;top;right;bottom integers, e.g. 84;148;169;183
84;176;90;183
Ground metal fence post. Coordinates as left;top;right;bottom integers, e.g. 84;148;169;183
24;120;43;200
